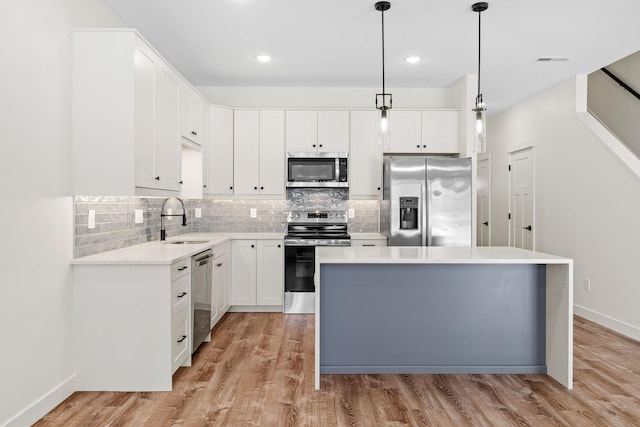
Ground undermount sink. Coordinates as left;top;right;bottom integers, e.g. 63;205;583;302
165;240;209;245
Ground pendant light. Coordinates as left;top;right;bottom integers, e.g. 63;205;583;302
375;1;392;132
472;2;489;153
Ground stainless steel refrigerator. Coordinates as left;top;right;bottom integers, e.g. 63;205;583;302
381;156;472;246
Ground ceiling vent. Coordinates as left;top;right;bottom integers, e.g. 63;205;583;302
536;57;571;62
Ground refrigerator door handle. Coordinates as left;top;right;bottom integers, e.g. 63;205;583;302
421;184;428;246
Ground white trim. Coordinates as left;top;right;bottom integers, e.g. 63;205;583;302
2;375;75;427
507;146;536;250
476;154;491;246
574;304;640;342
576;112;640;180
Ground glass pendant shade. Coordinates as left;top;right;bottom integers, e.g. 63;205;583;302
474;108;486;153
380;109;389;132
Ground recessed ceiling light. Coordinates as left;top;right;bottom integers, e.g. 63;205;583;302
256;55;272;63
405;56;421;64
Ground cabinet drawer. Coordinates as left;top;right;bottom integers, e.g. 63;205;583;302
352;239;387;247
171;307;189;373
171;259;190;280
171;274;190;312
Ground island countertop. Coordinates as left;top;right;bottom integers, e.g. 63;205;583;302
315;245;572;265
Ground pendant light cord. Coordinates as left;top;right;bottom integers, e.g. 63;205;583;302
381;8;386;97
477;9;482;98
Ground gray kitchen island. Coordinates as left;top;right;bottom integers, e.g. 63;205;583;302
314;246;573;390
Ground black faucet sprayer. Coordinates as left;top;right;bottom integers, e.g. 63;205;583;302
160;197;187;241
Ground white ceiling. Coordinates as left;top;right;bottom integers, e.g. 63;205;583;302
102;0;640;114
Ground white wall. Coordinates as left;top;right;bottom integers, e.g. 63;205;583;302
488;76;640;340
198;86;453;109
0;1;124;426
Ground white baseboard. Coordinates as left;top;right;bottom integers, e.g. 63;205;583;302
574;304;640;341
2;374;75;427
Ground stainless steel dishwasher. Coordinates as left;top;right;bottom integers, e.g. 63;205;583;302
191;249;213;353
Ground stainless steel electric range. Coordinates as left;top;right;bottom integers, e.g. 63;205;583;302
284;211;350;313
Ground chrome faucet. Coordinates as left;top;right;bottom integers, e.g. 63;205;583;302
160;198;187;241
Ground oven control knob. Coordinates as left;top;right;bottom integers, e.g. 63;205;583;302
295;213;300;219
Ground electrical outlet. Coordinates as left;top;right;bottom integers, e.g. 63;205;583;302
167;208;172;220
348;208;355;219
134;209;144;224
88;210;95;229
250;208;257;219
585;278;591;292
195;208;202;218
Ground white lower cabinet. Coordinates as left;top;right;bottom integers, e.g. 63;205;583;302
231;239;284;308
210;241;231;328
73;259;192;391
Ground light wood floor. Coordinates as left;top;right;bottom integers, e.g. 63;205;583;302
36;314;640;426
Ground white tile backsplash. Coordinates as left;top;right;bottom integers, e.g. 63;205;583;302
74;193;379;257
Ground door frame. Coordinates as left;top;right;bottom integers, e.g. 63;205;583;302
508;145;535;250
476;153;491;246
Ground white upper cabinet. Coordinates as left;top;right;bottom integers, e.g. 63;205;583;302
385;110;460;154
258;110;286;195
386;111;422;153
154;62;182;192
286;110;349;153
206;106;234;195
285;110;318;152
317;111;350;152
72;29;198;196
179;84;205;145
234;110;285;196
350;111;383;198
421;110;460;154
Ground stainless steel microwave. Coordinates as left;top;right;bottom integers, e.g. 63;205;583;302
286;152;348;188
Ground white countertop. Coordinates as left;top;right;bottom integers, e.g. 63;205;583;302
316;246;572;265
72;233;284;265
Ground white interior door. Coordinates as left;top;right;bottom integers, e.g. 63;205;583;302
476;157;491;246
509;147;534;250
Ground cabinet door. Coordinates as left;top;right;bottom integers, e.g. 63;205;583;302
154;63;181;192
179;85;203;144
215;252;228;315
387;111;422;153
207;106;234;194
223;252;232;311
233;110;260;195
231;240;257;305
259;110;285;195
211;253;225;326
256;240;284;306
190;95;204;145
286;110;318;152
134;40;157;189
350;111;382;197
317;111;349;152
179;85;192;141
421;111;459;154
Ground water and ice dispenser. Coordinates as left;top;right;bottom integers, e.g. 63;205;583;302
399;197;418;229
